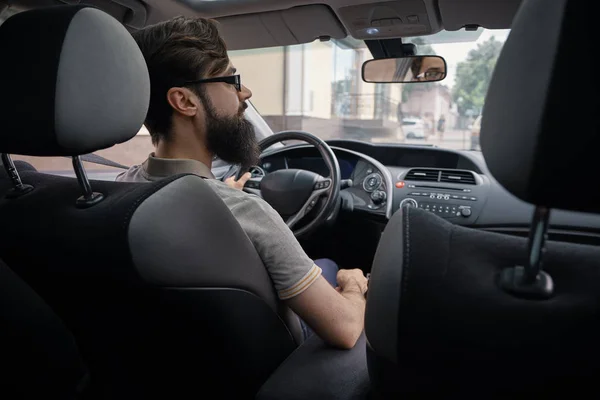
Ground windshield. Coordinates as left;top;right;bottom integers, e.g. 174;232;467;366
229;28;510;151
12;28;509;178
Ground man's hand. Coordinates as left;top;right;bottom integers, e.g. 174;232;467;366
336;268;368;295
224;172;251;190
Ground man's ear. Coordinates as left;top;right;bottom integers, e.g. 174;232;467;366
166;87;199;117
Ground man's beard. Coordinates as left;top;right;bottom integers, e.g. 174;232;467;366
201;95;260;169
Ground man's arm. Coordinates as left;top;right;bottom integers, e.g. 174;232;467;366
286;269;367;349
222;193;368;349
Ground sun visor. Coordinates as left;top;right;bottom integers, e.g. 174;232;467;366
216;4;346;50
439;0;522;30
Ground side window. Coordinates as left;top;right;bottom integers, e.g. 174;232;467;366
12;126;154;181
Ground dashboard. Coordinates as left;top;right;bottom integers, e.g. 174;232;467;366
261;146;394;218
285;157;358;180
258;139;600;240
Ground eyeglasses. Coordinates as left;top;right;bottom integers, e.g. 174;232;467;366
416;69;445;81
181;74;241;92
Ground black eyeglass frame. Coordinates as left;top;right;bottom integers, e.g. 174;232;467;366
181;74;241;92
415;69;445;80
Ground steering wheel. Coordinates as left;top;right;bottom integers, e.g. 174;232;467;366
224;131;341;238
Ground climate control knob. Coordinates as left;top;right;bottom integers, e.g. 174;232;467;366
460;208;472;217
399;198;418;208
363;173;383;192
371;190;387;204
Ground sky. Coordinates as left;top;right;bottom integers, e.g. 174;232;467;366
431;29;511;87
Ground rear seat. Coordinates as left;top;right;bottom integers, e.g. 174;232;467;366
0;259;90;398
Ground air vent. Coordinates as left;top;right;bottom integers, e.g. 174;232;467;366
405;169;440;182
404;168;478;185
440;170;476;185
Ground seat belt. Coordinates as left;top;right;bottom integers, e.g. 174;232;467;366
64;153;129;170
63;153;213;180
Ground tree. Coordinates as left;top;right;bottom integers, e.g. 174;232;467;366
402;38;436;102
452;36;504;116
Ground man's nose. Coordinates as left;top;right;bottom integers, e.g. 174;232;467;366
239;84;252;101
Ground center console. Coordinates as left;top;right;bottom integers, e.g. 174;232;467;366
390;167;490;225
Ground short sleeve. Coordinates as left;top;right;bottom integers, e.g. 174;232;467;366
228;195;322;300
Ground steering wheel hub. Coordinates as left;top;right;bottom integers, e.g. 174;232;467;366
260;169;319;217
228;130;341;238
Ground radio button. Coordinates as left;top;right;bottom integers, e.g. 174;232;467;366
460;208;472;217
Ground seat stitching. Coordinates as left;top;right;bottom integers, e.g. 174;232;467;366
402;207;411;300
444;223;454;279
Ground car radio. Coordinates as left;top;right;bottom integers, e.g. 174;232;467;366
398;190;478;219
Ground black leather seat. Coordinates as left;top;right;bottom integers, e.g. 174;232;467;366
0;257;89;399
0;5;303;398
367;207;600;396
365;0;600;397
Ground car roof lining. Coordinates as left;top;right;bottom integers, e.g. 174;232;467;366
1;0;522;50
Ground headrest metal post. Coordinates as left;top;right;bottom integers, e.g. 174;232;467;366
72;156;104;208
525;206;550;283
1;153;34;198
498;206;554;299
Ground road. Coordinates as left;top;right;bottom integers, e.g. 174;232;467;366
371;129;475;151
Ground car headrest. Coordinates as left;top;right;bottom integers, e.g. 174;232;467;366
0;5;150;156
480;0;595;213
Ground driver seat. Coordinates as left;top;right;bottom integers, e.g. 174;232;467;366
0;5;302;398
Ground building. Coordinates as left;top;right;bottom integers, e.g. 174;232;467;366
401;84;458;133
229;39;404;142
16;39;461;173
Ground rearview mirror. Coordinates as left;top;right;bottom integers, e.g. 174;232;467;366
362;56;447;83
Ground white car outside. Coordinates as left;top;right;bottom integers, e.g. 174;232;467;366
401;117;426;139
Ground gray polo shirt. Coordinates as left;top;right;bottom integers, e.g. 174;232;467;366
116;154;321;300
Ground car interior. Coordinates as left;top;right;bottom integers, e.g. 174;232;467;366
0;0;597;398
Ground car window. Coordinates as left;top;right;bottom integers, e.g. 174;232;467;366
229;27;510;150
11;102;273;179
12;126;153;181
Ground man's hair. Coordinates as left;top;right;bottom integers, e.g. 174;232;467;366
410;57;423;78
132;17;229;144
